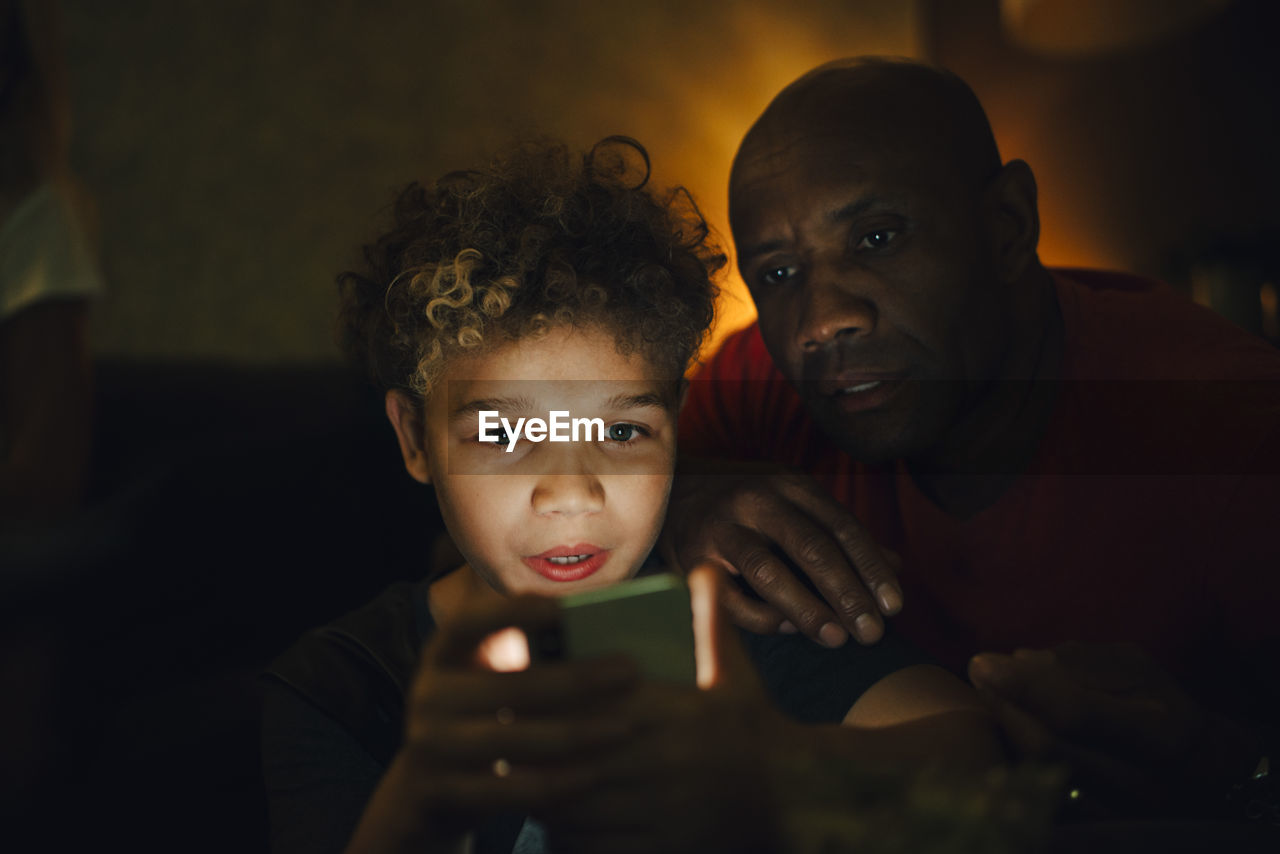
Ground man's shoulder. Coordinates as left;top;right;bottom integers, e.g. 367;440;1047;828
692;321;780;382
1053;267;1280;381
1050;267;1280;474
681;321;819;459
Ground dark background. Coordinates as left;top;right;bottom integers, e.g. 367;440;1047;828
6;0;1279;850
63;0;1280;363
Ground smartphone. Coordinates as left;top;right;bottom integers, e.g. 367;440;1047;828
530;572;696;684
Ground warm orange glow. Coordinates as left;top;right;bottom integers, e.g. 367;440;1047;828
72;2;924;363
587;3;923;363
977;94;1130;275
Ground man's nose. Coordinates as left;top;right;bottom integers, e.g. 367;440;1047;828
797;273;877;351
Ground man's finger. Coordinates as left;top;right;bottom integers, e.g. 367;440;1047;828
718;526;848;648
760;505;886;643
975;684;1057;760
718;583;785;634
969;650;1076;719
978;689;1156;818
778;475;903;616
1050;641;1163;695
970;650;1185;762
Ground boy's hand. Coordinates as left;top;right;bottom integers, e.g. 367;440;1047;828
537;567;789;854
662;469;902;647
406;595;641;815
348;595;640;851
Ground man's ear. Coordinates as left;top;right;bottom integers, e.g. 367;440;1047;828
385;390;432;484
984;159;1040;283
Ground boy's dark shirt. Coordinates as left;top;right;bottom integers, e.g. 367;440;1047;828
261;576;925;854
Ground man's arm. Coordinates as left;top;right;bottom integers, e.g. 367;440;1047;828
969;643;1272;820
842;663;1003;771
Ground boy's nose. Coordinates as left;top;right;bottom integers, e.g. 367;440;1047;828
530;473;605;517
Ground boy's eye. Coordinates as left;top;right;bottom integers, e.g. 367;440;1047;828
484;428;511;446
856;229;898;251
607;423;642;442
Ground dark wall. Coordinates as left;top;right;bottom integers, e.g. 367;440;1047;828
925;0;1280;338
63;0;920;364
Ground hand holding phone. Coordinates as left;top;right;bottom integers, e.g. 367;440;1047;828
531;573;696;684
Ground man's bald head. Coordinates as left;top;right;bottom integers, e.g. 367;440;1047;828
726;57;1048;466
731;57;1002;205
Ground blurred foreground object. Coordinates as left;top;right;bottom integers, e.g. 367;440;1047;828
777;762;1063;854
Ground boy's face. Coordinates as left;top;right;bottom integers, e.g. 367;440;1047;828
388;324;679;596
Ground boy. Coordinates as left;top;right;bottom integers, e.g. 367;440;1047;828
262;138;1000;854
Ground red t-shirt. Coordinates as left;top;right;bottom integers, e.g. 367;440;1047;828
680;269;1280;694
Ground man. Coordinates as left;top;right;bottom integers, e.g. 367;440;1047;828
668;57;1279;820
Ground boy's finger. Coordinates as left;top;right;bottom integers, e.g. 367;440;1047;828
426;595;560;667
689;564;758;691
415;658;638;716
425;763;601;814
414;716;635;764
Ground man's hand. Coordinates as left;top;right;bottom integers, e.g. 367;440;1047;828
661;469;902;647
968;642;1259;818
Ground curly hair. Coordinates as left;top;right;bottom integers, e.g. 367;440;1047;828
337;137;725;405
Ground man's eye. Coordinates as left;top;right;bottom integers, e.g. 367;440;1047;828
606;423;644;443
760;265;797;286
856;229;898;251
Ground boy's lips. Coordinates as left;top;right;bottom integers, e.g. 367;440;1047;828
523;543;611;582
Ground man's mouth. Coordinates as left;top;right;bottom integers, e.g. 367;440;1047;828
836;380;886;394
816;371;907;414
524;544;611;582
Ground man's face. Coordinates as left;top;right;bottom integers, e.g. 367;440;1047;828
419;325;678;596
729;124;1009;463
